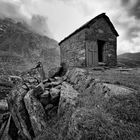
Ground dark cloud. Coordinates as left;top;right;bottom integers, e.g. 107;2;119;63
0;0;51;37
0;1;27;21
121;0;130;6
121;0;140;19
130;1;140;19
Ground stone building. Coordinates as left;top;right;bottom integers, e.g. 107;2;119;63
59;13;119;67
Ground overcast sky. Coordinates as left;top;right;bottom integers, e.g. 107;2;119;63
0;0;140;54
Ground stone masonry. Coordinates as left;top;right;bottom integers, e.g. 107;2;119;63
59;13;119;67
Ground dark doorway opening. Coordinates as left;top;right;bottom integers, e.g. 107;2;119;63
97;40;105;62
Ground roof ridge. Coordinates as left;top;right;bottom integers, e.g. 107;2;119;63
59;13;118;45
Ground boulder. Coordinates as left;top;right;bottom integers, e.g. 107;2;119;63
54;82;79;139
7;84;33;140
58;82;79;118
65;68;86;84
103;83;137;96
24;88;47;137
48;67;61;78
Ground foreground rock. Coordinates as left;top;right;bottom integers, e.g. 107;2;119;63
8;84;33;140
0;63;63;139
24;83;47;137
103;83;137;95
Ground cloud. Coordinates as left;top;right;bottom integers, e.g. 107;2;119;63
49;0;140;54
0;0;52;37
30;15;51;37
0;0;140;54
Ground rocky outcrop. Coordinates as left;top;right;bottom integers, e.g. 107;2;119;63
8;84;33;140
0;63;63;139
58;82;79;117
24;84;47;137
0;18;60;76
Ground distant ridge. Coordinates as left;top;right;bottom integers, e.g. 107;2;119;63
118;52;140;67
0;18;60;75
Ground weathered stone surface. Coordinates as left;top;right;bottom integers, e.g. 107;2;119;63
103;83;136;96
8;85;33;140
60;29;86;67
58;82;79;117
48;67;61;78
0;99;8;111
66;68;86;84
51;80;62;86
0;115;13;140
24;88;47;137
65;68;96;93
50;88;60;99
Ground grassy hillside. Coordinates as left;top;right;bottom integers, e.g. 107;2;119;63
118;52;140;67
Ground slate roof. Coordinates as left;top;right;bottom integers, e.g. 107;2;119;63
59;13;119;45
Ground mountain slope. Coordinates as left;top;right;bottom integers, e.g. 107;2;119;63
118;52;140;67
0;18;60;75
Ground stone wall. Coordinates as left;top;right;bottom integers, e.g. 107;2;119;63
60;29;86;67
85;17;117;66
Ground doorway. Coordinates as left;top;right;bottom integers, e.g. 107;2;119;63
97;40;105;62
86;41;98;67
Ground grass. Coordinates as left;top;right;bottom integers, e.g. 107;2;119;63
86;68;140;92
75;81;140;140
35;68;140;140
